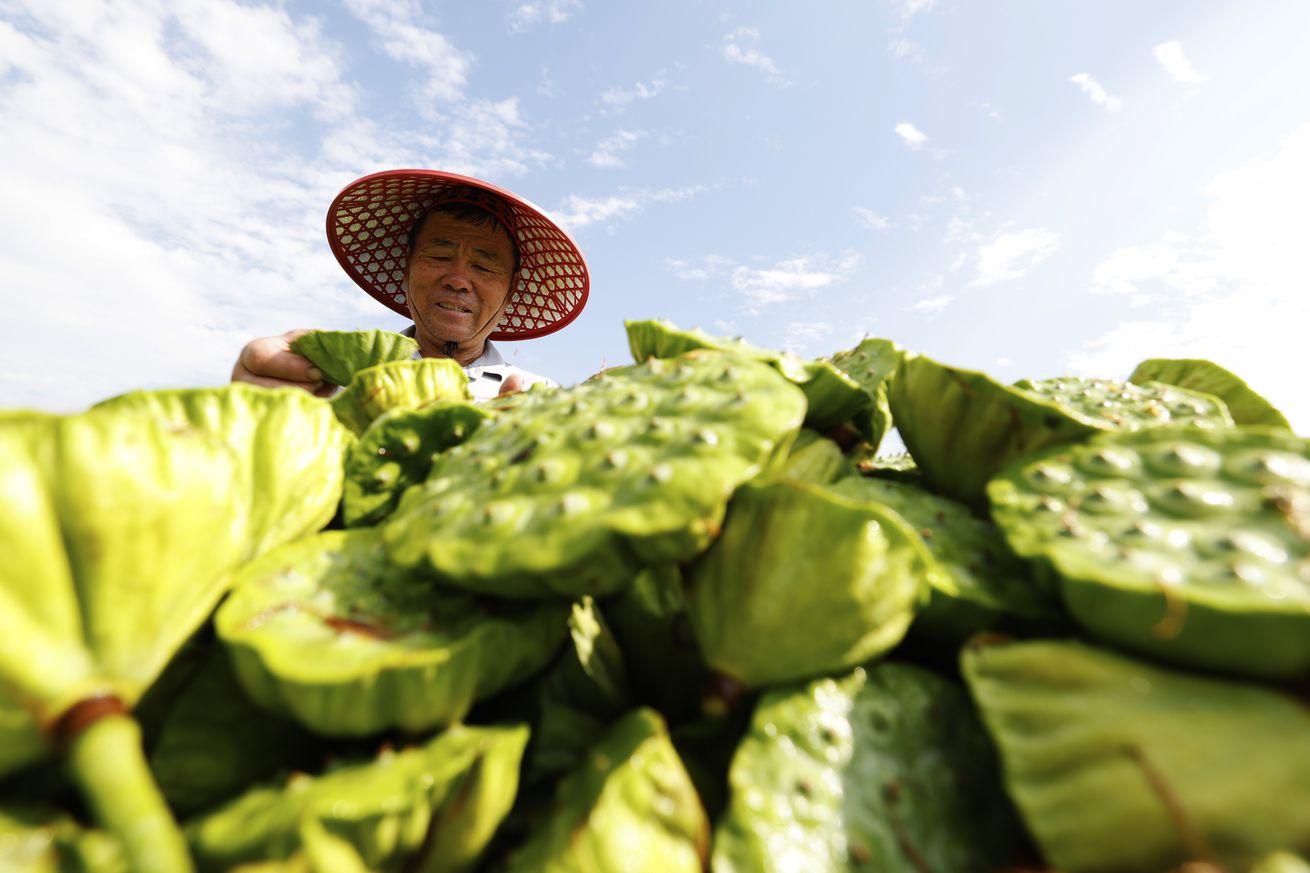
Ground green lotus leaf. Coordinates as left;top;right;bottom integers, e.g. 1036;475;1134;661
606;564;707;722
216;528;569;736
626;318;872;434
687;479;935;688
715;662;1024;873
890;352;1234;506
497;708;708;873
289;329;420;387
382;351;806;599
988;426;1310;679
1129;357;1292;431
330;358;472;436
830;476;1065;642
0;407;264;871
186;723;529;873
775;429;853;485
342;400;491;527
962;637;1310;872
0;805;126;872
828;336;902;451
147;644;320;818
93;384;351;558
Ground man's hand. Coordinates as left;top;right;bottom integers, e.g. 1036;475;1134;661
497;373;525;397
231;329;335;397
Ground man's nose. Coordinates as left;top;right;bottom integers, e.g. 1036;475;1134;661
443;257;474;291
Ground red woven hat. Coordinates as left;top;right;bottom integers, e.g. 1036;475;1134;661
327;169;589;341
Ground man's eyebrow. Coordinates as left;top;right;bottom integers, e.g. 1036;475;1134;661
418;238;505;262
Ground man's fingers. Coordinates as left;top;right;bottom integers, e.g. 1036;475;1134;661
234;332;323;383
230;369;326;395
497;373;525;397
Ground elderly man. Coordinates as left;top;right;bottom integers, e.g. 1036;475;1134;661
232;169;589;400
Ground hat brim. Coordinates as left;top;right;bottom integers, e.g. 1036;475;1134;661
326;169;589;341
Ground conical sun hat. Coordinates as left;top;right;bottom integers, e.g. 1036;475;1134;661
326;169;589;341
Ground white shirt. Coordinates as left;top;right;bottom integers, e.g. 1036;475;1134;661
400;326;556;401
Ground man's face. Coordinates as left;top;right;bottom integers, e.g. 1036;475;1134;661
405;212;516;351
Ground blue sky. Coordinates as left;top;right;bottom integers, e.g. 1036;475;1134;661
1;0;1308;432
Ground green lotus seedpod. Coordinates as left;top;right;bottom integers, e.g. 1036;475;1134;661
1250;853;1310;873
93;383;351;558
497;708;708;873
830;476;1064;642
290;329;419;386
606;564;707;722
523;597;631;785
147;645;319;817
383;351;807;599
330;358;472;436
829;336;902;451
342;400;491;527
714;662;1024;873
854;450;921;482
890;352;1234;506
0;409;259;873
626;318;872;434
1129;357;1292;431
775;429;853;485
988;426;1310;679
0;805;126;873
687;479;936;689
216;528;568;736
962;637;1310;873
186;724;529;873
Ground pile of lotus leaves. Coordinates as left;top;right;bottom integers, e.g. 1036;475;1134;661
2;323;1307;873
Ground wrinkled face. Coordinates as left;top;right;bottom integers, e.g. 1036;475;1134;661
405;212;516;351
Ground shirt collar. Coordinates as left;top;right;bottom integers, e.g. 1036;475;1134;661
401;324;504;371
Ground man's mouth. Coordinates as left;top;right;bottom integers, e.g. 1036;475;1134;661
436;301;472;314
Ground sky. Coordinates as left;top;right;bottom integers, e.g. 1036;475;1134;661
1;0;1308;434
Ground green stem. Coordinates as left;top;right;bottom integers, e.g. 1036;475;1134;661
66;711;195;873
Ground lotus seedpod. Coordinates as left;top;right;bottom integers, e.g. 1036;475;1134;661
92;383;351;558
0;805;126;872
961;637;1310;872
217;528;568;736
523;597;632;784
0;408;256;872
1250;853;1310;873
831;476;1064;642
714;662;1025;873
829;336;902;450
147;645;319;817
186;724;529;873
330;358;472;436
774;429;854;485
342;400;491;527
687;479;936;688
1129;357;1292;431
605;564;708;721
383;351;806;599
988;426;1310;679
890;352;1234;506
289;329;420;387
497;708;708;873
625;318;872;434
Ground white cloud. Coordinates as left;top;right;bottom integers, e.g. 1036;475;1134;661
552;185;709;229
973;228;1061;286
895;122;928;149
783;321;835;355
906;295;954;313
1069;73;1122;112
587;129;644;168
1153;41;1207;84
344;0;469;105
508;0;582;32
892;0;936;20
723;27;789;86
887;37;923;62
853;206;892;230
601;77;666;107
1070;123;1310;431
730;252;860;306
